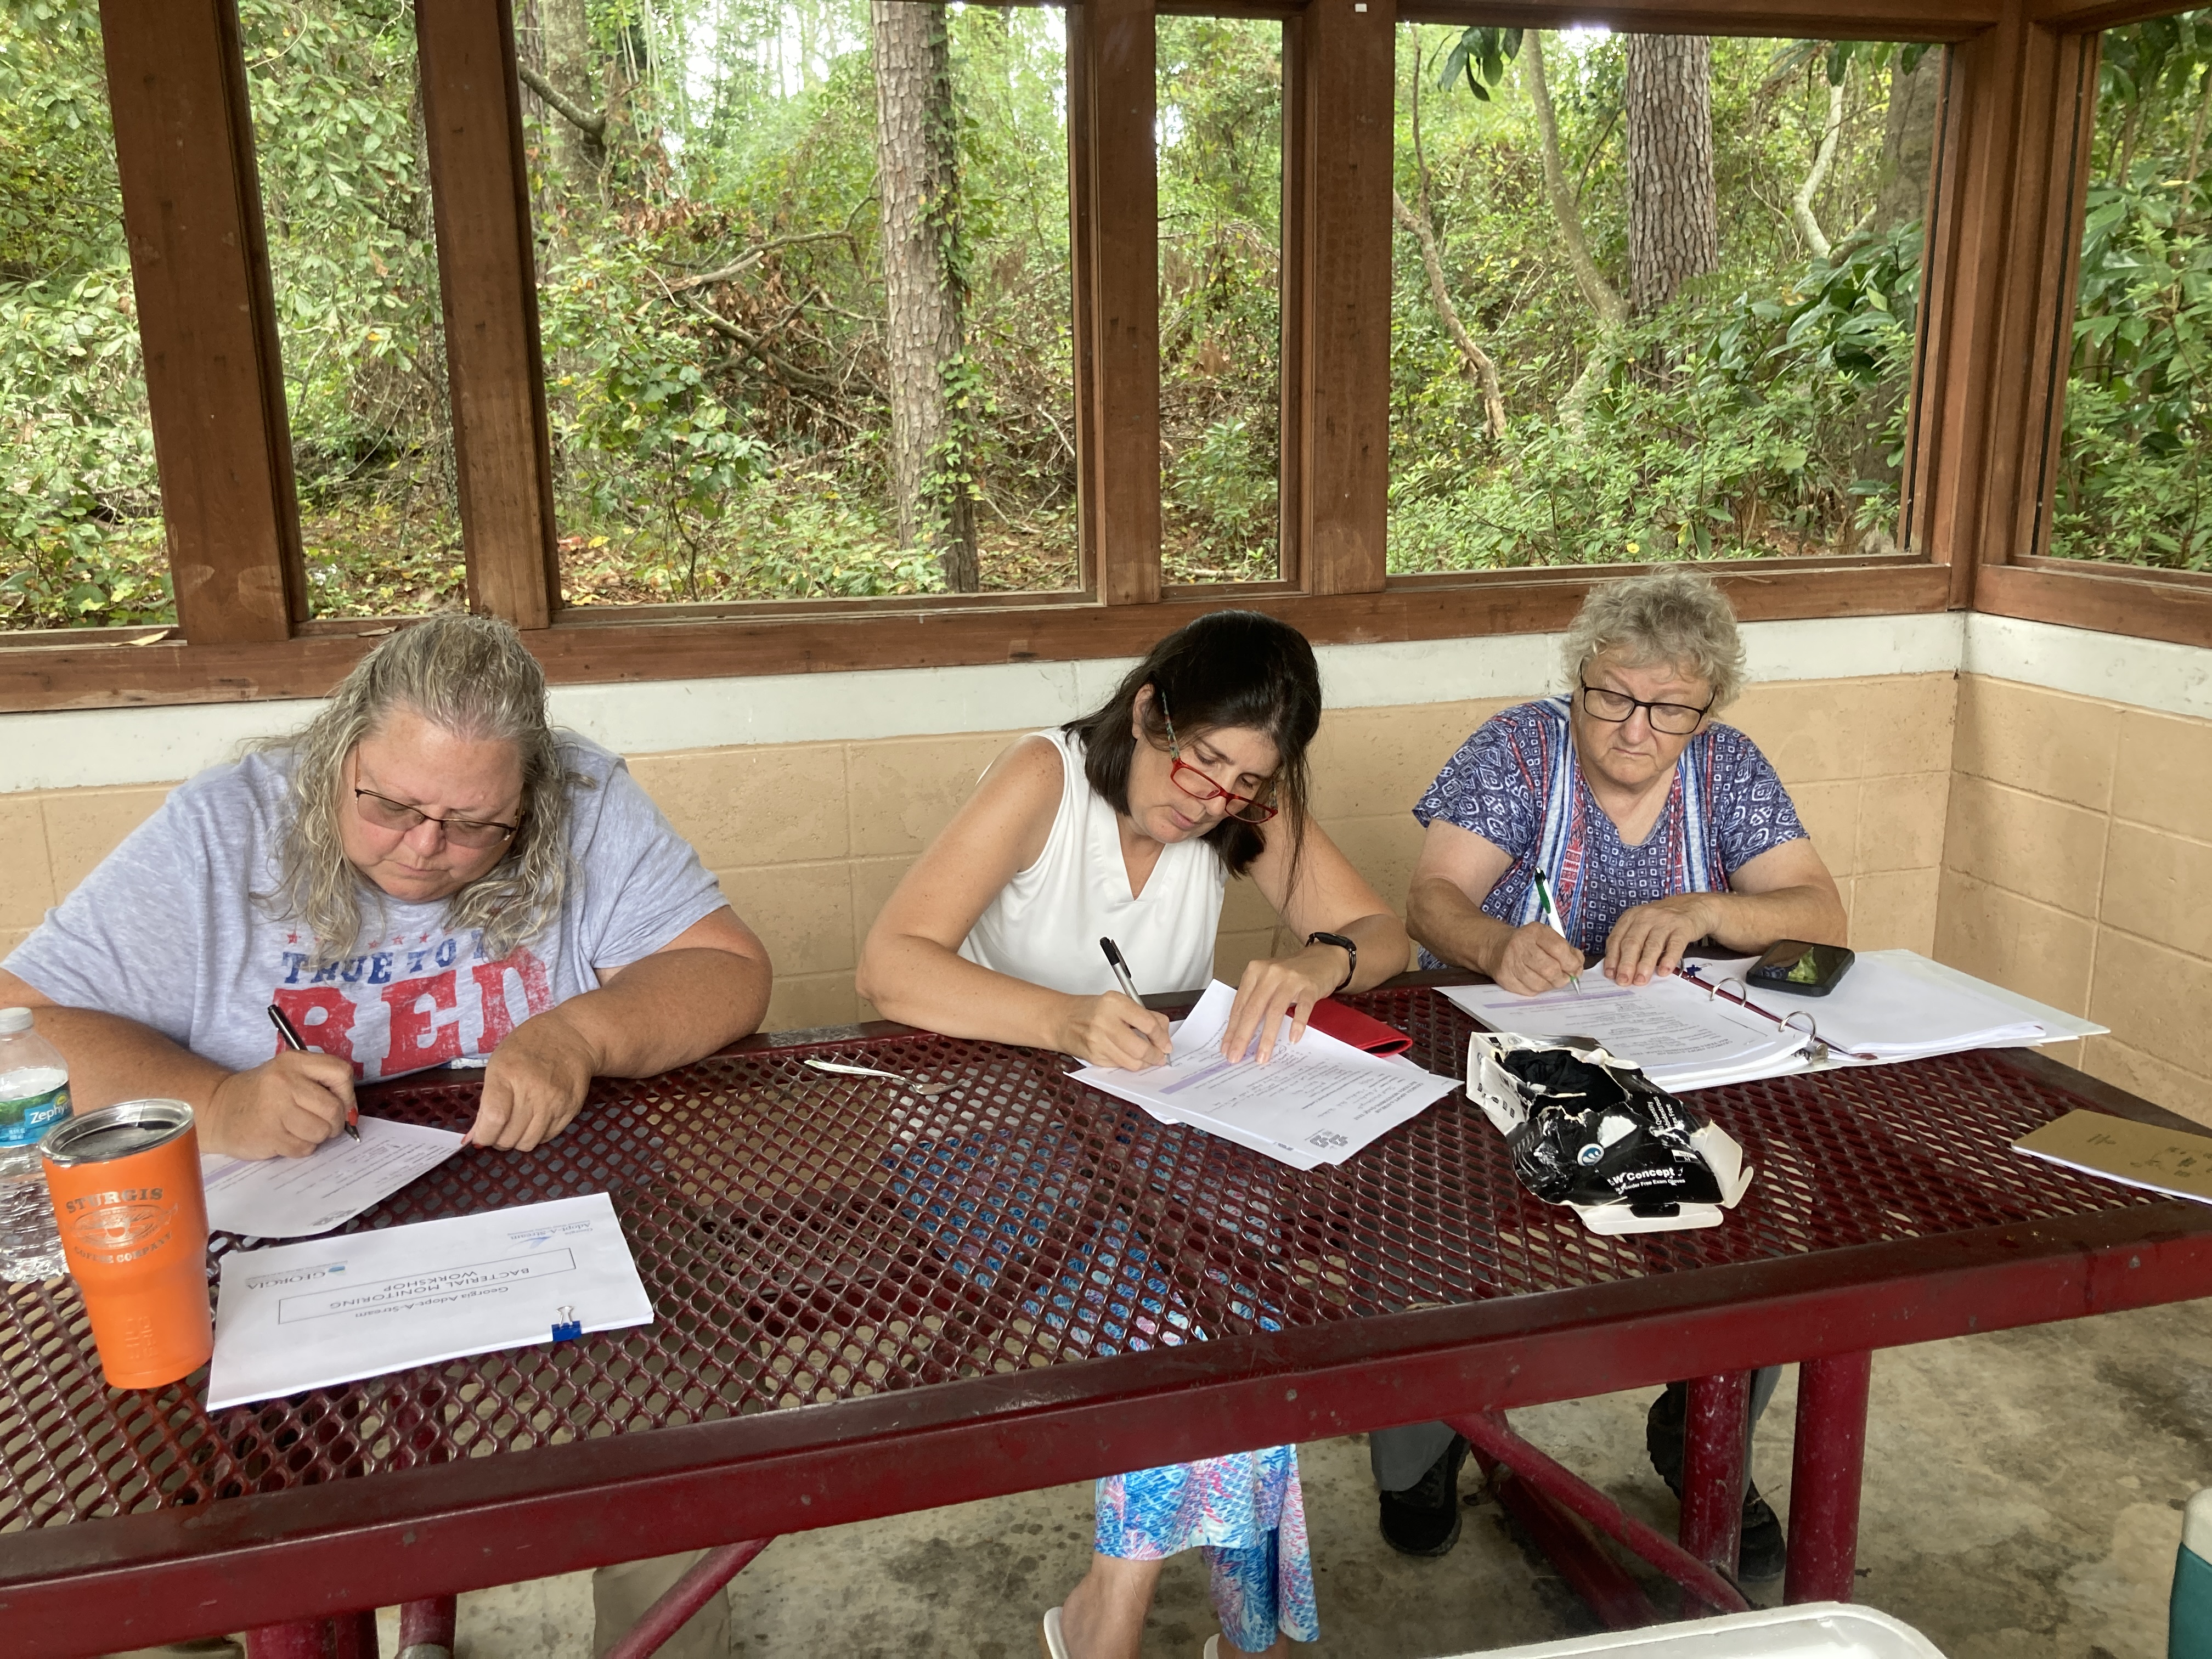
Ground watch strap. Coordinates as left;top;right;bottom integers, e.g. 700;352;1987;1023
1306;930;1357;994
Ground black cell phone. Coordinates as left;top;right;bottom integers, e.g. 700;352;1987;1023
1747;940;1855;997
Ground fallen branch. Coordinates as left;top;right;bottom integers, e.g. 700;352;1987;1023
667;199;874;293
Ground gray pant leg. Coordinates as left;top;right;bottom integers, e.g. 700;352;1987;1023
1370;1421;1460;1491
1749;1364;1783;1431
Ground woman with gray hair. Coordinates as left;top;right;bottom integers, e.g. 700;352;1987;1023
1376;568;1846;1578
1;613;771;1161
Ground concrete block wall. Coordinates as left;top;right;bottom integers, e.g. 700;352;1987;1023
0;675;1959;1037
1938;676;2212;1122
1;614;2204;1125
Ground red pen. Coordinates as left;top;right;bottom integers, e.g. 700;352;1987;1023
267;1002;360;1141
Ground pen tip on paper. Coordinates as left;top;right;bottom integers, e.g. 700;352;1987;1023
344;1122;362;1141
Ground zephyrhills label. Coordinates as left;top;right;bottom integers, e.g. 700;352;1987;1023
0;1081;69;1148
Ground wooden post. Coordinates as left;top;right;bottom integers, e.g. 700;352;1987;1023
1287;0;1394;596
99;0;303;645
415;0;562;630
2016;31;2101;562
1070;0;1161;607
1908;0;2078;602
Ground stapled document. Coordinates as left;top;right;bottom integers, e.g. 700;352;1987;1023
1073;980;1458;1169
207;1191;653;1409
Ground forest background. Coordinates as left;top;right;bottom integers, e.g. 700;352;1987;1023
1;0;2206;629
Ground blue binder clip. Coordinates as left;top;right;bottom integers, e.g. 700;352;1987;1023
551;1305;583;1343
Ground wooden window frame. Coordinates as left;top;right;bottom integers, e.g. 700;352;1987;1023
18;0;2186;716
1958;0;2212;650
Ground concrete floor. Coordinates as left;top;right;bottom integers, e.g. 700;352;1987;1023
143;1299;2206;1659
350;1297;2210;1659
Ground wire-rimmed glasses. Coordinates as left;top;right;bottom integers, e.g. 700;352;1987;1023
352;786;522;850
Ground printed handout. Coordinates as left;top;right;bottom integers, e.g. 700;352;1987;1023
1073;981;1459;1169
206;1191;653;1409
201;1115;467;1239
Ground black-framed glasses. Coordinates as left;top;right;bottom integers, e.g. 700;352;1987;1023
1156;693;1279;825
352;787;522;850
1577;678;1713;737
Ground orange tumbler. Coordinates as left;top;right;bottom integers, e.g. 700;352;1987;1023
41;1099;212;1389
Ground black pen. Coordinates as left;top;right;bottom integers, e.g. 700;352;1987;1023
267;1002;360;1141
1098;937;1143;1005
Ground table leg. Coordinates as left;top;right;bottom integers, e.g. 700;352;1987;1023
602;1538;774;1659
397;1595;458;1659
1785;1349;1874;1605
244;1610;379;1658
1679;1370;1750;1611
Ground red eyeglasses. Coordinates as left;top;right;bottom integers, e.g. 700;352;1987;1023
1157;693;1279;824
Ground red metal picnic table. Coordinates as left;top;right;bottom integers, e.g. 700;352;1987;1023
4;974;2211;1656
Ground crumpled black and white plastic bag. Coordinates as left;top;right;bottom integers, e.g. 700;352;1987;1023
1465;1030;1755;1234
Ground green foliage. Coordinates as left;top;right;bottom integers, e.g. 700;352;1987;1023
1437;27;1522;101
0;2;170;628
1156;15;1283;580
4;0;2200;619
1387;28;1929;573
2047;10;2212;570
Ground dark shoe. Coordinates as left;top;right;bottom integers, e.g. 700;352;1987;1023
1647;1385;1787;1578
1378;1435;1469;1556
1738;1486;1786;1580
1646;1382;1688;1491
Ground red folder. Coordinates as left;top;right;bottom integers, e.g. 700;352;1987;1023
1304;998;1413;1057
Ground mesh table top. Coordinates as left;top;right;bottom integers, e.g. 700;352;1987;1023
0;983;2175;1539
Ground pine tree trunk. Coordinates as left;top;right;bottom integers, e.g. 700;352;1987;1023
542;0;605;194
1874;50;1945;234
1624;35;1719;315
871;0;978;590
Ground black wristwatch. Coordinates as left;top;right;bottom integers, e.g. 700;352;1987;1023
1306;931;1357;994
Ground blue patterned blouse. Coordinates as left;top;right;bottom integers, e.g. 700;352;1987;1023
1412;697;1808;961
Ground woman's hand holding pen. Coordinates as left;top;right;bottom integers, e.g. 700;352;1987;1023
1486;922;1588;996
204;1052;356;1160
1059;992;1172;1071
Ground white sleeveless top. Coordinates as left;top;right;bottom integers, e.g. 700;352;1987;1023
960;729;1228;997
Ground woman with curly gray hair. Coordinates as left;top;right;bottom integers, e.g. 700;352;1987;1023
1374;568;1846;1579
1;614;770;1162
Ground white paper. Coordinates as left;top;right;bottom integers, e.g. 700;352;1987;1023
1441;974;1813;1092
1797;949;2106;1058
201;1115;467;1239
207;1192;653;1409
1073;981;1459;1169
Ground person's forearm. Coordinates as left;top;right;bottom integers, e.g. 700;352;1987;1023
1333;911;1412;992
1407;877;1518;977
1703;884;1849;953
546;948;772;1076
16;1006;229;1115
858;932;1082;1049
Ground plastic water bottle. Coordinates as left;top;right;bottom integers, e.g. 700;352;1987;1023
0;1006;71;1281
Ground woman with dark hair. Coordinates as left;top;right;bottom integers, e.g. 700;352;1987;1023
860;609;1406;1658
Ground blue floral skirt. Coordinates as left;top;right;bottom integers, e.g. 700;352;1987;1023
1095;1445;1319;1650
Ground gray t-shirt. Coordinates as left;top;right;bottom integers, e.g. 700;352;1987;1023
5;736;726;1082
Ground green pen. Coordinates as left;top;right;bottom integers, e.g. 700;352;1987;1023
1531;868;1582;993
